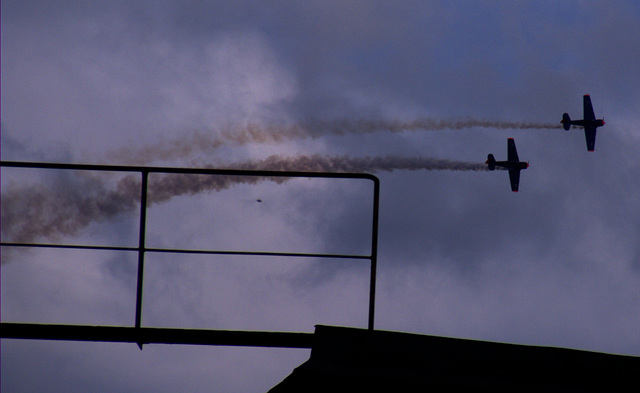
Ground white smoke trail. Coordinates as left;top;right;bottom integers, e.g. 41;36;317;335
1;154;486;261
233;154;488;173
109;118;562;164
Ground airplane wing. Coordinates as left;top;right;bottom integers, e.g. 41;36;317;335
583;95;596;121
507;138;519;162
508;169;521;192
584;126;597;152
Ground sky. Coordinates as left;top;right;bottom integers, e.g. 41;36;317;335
2;1;640;391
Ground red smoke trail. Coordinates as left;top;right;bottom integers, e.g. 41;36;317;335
1;154;487;261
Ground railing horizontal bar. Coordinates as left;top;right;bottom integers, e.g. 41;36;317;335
0;323;314;348
1;242;138;252
1;242;370;260
1;161;378;182
145;248;371;260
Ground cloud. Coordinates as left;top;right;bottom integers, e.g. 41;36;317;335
3;1;640;392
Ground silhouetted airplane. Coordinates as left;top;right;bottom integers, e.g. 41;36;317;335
561;94;605;152
486;138;529;192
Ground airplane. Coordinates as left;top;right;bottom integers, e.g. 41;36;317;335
486;138;529;192
561;94;605;151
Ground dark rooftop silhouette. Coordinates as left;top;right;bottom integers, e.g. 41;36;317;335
270;325;639;392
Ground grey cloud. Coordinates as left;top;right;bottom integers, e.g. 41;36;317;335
2;1;640;392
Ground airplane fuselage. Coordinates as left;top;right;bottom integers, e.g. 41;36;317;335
491;160;529;171
563;119;605;129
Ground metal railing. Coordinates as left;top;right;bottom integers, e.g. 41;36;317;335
0;161;380;348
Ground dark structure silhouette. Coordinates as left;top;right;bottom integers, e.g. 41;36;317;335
270;325;639;392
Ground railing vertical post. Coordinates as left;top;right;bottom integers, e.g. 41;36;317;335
368;178;380;331
135;171;149;347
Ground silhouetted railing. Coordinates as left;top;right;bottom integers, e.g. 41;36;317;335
0;161;380;347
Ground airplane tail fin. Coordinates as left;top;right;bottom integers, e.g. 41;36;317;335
561;113;571;130
485;154;496;170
